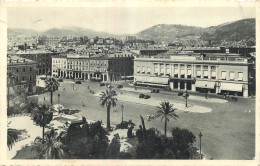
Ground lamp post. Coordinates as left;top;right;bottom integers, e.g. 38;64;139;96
58;93;60;113
205;85;208;99
121;105;124;123
199;132;203;160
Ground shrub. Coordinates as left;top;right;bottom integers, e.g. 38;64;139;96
116;120;135;130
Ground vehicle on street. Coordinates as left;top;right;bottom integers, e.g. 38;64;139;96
144;95;151;99
139;94;145;98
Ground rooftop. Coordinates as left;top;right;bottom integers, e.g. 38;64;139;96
7;55;36;64
16;49;54;55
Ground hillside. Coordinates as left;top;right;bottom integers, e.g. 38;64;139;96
136;18;255;46
42;27;119;38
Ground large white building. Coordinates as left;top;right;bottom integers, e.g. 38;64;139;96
134;53;255;97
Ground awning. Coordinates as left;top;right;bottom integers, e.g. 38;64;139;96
195;81;215;89
220;83;243;92
135;75;169;85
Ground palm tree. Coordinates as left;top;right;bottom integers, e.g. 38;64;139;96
7;128;18;150
154;101;178;137
45;77;60;105
32;129;65;159
100;84;117;130
31;104;53;143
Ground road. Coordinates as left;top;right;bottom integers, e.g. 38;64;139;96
37;78;255;160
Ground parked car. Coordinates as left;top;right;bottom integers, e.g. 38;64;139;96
144;95;151;99
75;80;82;84
100;83;106;86
139;94;145;98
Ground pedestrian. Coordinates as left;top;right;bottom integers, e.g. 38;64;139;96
224;93;226;99
38;80;39;85
44;97;45;101
248;110;251;115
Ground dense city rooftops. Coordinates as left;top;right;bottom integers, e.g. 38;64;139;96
16;49;54;54
7;55;36;65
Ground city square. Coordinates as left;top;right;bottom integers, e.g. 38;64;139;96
32;77;254;159
5;5;256;163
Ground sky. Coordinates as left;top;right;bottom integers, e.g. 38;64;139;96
7;7;255;35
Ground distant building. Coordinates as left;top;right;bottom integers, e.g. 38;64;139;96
52;52;134;82
15;49;62;75
182;47;226;54
134;53;255;97
125;36;137;42
7;55;37;103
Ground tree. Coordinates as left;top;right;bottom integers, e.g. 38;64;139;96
107;133;121;159
62;121;109;159
31;104;53;143
171;127;197;159
7;128;18;150
153;102;178;137
99;85;117;130
45;77;60;105
32;129;65;159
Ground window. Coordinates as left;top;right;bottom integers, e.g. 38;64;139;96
187;69;192;78
166;68;171;74
160;64;164;74
203;66;208;70
29;75;32;81
221;71;226;80
174;64;178;68
30;67;32;71
142;66;145;73
180;64;185;68
229;72;235;80
238;72;243;81
196;70;201;78
211;66;216;70
16;68;19;72
211;71;216;79
174;68;178;74
137;66;140;73
203;70;208;79
22;76;26;81
196;65;201;69
147;67;150;74
187;65;192;68
154;64;159;73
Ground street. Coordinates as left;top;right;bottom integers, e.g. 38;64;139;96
37;78;255;160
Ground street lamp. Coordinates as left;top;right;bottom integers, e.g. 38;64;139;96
121;105;124;123
183;85;189;108
58;93;60;113
199;132;203;160
205;85;208;99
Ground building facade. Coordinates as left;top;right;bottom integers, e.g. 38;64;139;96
15;50;62;75
7;56;37;103
52;52;134;82
134;53;254;97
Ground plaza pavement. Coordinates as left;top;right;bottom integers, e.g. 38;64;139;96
35;78;255;159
